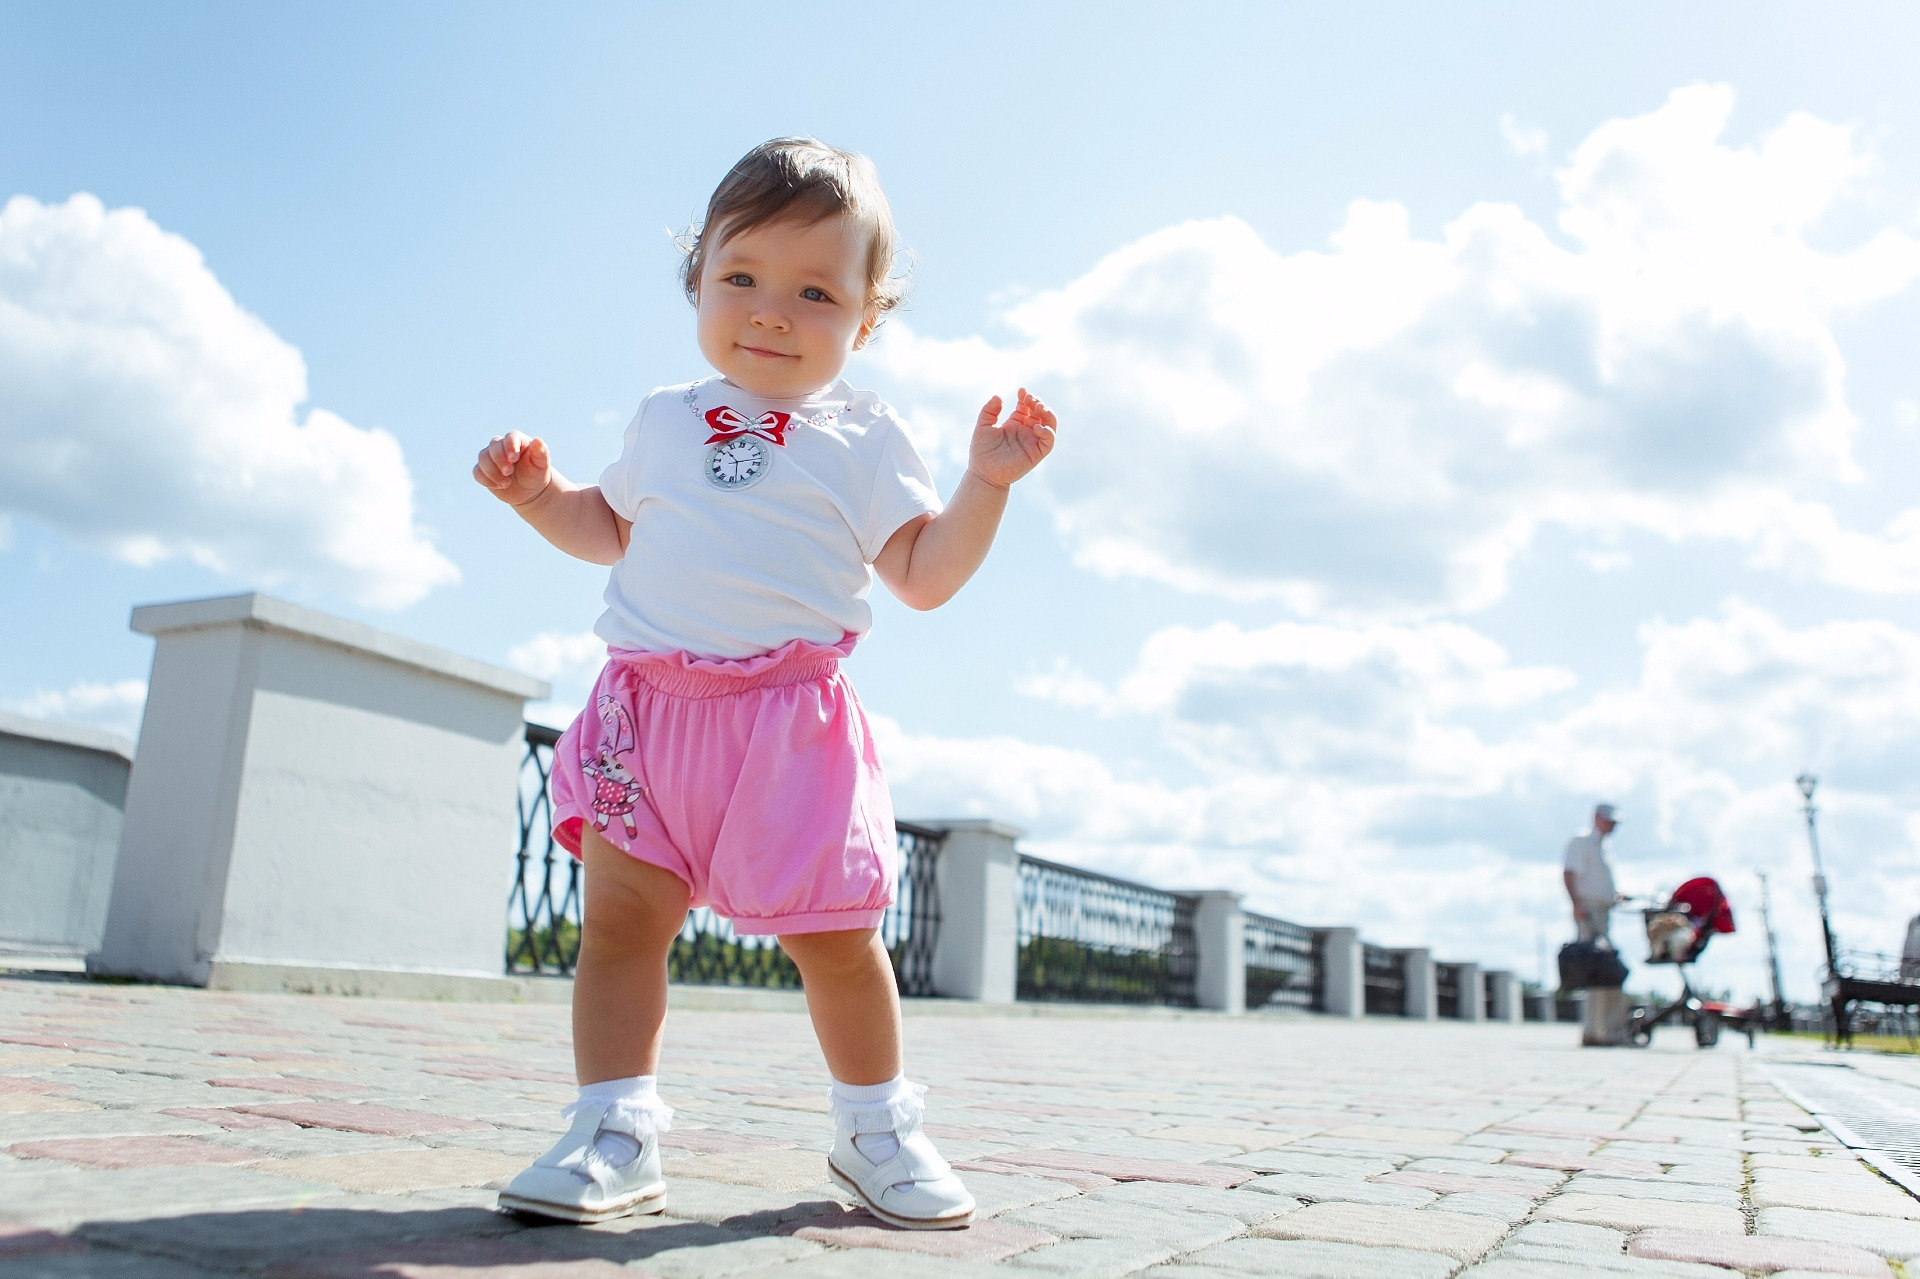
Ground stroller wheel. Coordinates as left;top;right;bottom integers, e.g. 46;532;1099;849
1694;1010;1720;1049
1628;1007;1653;1047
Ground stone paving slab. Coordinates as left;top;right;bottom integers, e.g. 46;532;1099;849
2;975;1918;1277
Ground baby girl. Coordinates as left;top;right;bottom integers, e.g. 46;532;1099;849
473;136;1056;1229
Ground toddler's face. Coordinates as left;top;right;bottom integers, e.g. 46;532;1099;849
695;213;876;400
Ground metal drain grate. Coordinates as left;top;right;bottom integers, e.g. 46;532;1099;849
1769;1061;1920;1199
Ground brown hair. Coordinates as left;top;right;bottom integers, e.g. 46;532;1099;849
680;137;903;319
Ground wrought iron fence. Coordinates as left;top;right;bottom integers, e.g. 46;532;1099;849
507;723;944;994
885;822;944;997
668;908;800;987
1435;962;1463;1019
1364;945;1407;1016
506;723;577;974
1245;912;1318;1012
1015;854;1196;1005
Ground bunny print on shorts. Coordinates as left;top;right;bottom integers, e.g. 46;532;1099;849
582;694;645;838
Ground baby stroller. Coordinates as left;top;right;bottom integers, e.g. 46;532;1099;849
1627;877;1763;1048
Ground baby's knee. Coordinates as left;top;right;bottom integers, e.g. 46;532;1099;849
778;928;883;976
582;890;684;952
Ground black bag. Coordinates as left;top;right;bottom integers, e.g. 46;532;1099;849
1558;940;1628;990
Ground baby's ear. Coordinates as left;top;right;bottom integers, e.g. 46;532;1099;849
852;308;879;351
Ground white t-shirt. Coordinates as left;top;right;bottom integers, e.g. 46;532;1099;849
1563;831;1616;906
594;377;943;658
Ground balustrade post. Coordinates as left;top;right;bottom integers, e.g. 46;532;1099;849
1456;962;1484;1022
1399;947;1437;1020
1317;927;1365;1019
1190;891;1245;1014
1485;970;1521;1023
919;819;1021;1003
0;713;133;967
92;594;546;994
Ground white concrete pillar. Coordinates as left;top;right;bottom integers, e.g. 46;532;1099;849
922;819;1023;1003
1317;927;1364;1019
1190;891;1245;1014
1486;970;1522;1023
1456;962;1484;1022
0;713;134;967
1399;947;1437;1021
92;593;547;991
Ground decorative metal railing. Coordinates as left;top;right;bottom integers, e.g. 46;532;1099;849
1364;945;1407;1016
885;822;944;997
507;723;943;994
1015;854;1196;1005
1435;962;1463;1019
1245;912;1318;1012
506;723;576;974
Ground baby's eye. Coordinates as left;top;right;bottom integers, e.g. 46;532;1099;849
801;287;832;303
726;273;754;287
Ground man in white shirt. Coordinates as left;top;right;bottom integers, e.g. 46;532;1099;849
1564;803;1630;1045
1564;804;1622;942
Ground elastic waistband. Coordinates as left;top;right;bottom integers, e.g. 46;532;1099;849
608;636;850;700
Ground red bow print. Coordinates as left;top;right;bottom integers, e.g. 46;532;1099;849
704;406;792;447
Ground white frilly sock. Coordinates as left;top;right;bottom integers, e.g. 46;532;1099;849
830;1075;922;1180
566;1075;671;1168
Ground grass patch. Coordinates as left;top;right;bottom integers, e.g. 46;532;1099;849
1769;1029;1920;1055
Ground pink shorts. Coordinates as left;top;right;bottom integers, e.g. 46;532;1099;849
549;634;896;935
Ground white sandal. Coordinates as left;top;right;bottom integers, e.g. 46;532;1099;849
498;1095;669;1223
825;1081;974;1230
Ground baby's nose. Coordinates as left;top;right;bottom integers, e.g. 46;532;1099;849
750;307;790;331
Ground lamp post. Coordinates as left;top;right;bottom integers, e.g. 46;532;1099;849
1796;774;1840;978
1756;869;1787;1029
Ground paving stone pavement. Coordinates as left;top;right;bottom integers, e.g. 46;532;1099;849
1;974;1917;1278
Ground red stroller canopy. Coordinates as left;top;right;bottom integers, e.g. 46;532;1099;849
1668;877;1736;936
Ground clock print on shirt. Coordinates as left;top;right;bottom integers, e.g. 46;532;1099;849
701;406;790;492
706;436;769;489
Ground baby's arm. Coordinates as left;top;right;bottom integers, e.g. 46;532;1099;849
874;389;1057;610
473;432;632;566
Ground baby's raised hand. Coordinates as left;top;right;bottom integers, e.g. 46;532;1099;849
474;432;553;507
967;388;1058;489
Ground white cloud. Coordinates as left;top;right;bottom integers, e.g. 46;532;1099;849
892;602;1920;1001
508;629;608;686
5;678;147;741
0;193;458;608
1499;112;1549;158
868;84;1920;617
508;629;606;730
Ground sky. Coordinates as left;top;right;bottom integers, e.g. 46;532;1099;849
5;1;1920;1004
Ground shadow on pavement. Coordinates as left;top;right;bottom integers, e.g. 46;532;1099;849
66;1200;851;1275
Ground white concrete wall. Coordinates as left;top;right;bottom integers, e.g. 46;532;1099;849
93;593;547;988
1318;927;1365;1018
1191;891;1245;1014
924;819;1022;1003
0;713;135;963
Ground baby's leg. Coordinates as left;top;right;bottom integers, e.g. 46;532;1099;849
499;828;685;1222
573;827;690;1082
778;928;973;1229
775;929;902;1084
